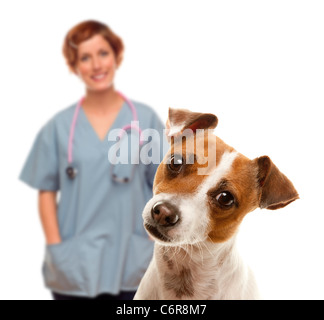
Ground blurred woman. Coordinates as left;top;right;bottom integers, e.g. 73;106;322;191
19;20;165;300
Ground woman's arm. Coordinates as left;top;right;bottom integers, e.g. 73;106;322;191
38;191;61;245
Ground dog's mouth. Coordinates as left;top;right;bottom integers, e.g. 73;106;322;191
144;223;172;243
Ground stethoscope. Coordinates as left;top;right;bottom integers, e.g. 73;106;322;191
66;91;143;183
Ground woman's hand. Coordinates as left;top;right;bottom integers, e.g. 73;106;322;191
38;191;62;245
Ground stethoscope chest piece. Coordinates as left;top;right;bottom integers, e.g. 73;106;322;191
112;173;130;184
66;166;78;179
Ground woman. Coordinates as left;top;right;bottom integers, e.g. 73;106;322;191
19;20;166;300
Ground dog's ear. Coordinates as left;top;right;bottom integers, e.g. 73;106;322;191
166;108;218;142
255;156;299;210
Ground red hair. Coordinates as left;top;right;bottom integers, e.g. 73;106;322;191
62;20;124;72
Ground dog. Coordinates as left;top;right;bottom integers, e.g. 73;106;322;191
134;108;299;300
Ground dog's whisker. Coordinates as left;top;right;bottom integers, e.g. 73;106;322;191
180;235;190;262
189;243;194;264
181;245;187;261
185;243;192;262
169;246;181;273
181;244;188;262
197;241;204;266
204;236;216;258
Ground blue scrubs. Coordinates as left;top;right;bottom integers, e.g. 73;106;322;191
19;98;167;297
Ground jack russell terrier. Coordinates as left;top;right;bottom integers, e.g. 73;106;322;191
134;108;299;300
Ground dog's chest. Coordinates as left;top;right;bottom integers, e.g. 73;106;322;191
156;246;223;300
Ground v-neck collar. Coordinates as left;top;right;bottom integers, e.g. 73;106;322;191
79;101;127;145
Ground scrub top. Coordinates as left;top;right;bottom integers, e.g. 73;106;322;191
19;98;168;297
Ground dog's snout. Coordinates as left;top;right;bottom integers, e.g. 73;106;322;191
151;201;180;227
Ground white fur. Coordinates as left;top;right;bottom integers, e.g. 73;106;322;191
198;151;239;196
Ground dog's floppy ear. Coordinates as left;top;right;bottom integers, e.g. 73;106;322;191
166;108;218;142
255;156;299;210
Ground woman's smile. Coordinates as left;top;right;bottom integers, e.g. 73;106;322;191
91;72;108;82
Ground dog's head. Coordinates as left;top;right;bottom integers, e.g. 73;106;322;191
143;108;299;245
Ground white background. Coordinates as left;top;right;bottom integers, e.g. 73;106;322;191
1;0;323;300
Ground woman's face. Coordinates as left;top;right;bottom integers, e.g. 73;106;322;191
74;34;119;92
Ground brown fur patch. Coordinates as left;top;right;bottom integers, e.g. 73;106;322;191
256;156;299;210
162;250;174;270
207;155;260;243
168;108;218;134
164;267;195;298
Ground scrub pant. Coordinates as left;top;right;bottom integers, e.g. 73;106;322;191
52;291;136;300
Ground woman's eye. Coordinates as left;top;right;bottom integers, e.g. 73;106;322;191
81;55;89;62
100;51;109;56
216;191;235;207
168;155;184;173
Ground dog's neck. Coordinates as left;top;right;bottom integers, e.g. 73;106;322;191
154;235;248;299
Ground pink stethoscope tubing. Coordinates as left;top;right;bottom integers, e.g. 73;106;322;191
67;91;143;179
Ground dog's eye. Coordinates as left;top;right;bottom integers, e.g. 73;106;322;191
216;192;235;207
168;155;184;173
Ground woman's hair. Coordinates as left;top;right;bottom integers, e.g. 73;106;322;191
63;20;124;72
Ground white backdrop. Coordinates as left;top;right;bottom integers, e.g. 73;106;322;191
1;0;323;300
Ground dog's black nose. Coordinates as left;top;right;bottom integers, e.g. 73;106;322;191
151;201;180;227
